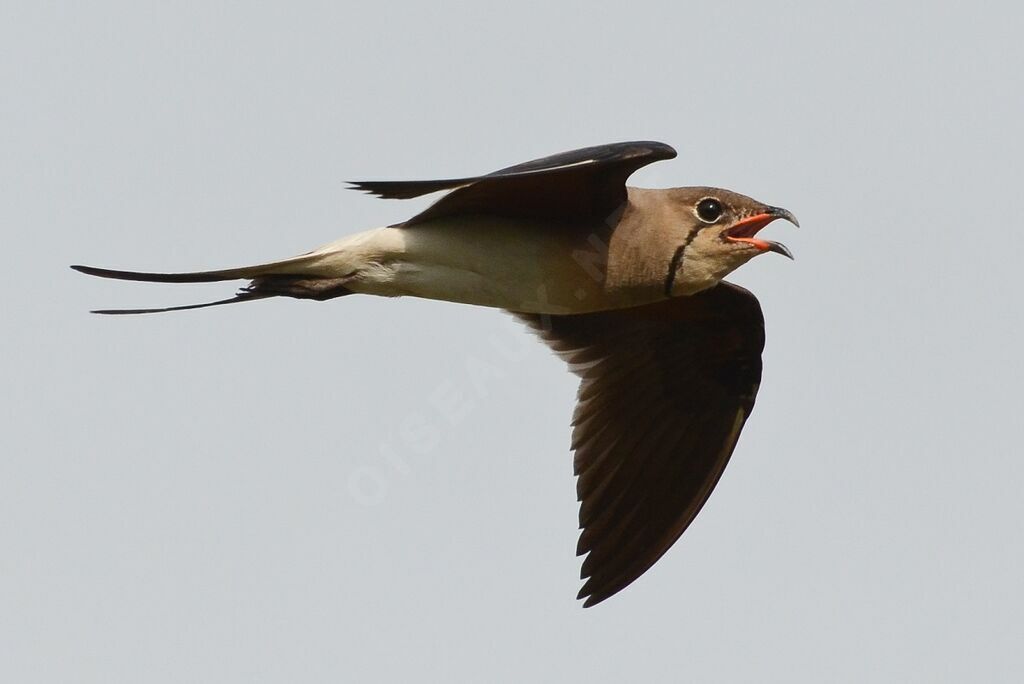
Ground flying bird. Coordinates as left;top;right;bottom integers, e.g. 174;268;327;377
72;141;798;607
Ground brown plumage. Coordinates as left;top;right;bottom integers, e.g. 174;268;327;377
72;141;797;606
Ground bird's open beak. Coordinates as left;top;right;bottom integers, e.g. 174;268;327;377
726;206;798;259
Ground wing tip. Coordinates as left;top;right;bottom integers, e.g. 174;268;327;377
631;140;677;161
345;181;387;198
347;179;470;200
591;140;676;162
577;587;610;609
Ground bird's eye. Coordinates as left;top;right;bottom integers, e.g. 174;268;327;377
695;198;724;223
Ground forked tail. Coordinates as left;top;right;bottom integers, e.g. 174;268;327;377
71;251;353;314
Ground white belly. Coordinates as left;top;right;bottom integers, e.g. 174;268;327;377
325;218;633;314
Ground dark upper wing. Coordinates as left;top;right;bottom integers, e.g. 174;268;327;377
516;283;765;607
348;141;676;225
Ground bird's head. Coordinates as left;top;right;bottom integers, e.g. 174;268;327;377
665;187;798;296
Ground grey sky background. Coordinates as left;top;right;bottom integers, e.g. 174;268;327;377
3;1;1022;682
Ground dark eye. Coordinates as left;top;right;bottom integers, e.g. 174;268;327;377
696;198;723;223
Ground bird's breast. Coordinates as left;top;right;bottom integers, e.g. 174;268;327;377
347;217;668;314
